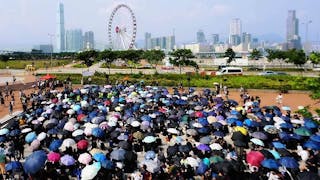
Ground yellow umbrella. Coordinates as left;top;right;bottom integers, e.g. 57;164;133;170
236;106;244;112
207;116;217;124
89;148;104;156
234;126;248;136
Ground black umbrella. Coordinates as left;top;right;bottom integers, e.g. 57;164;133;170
213;161;234;174
296;171;320;180
167;145;178;157
231;131;247;142
179;145;191;153
110;131;120;139
260;149;275;159
277;148;291;157
119;141;132;150
233;140;247;147
124;151;137;162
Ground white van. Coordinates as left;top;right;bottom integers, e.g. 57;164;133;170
215;67;243;76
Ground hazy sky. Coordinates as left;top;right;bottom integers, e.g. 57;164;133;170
0;0;319;50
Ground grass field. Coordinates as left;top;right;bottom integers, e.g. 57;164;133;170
0;60;72;69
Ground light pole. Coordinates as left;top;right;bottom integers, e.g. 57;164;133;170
48;34;55;68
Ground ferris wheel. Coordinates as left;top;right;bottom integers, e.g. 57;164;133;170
108;4;137;50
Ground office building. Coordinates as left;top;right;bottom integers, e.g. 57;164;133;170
144;32;151;50
211;34;219;44
197;30;206;43
83;31;95;50
166;36;175;50
56;2;65;52
229;18;242;45
66;29;83;52
40;45;53;54
144;32;175;51
286;10;301;49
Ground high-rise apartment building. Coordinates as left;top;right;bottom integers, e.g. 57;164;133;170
229;18;242;45
197;30;206;43
83;31;95;50
144;32;151;50
66;29;83;52
286;10;301;49
144;32;175;51
56;2;65;52
211;34;219;44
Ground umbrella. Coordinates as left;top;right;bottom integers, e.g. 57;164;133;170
213;131;224;137
246;151;264;167
250;138;264;146
268;150;281;159
5;161;22;172
234;126;248;136
60;155;75;166
81;162;101;180
303;140;320;150
9;129;20;137
310;135;320;143
77;140;89;150
49;139;63;151
111;149;126;161
200;136;212;144
186;129;198;136
210;143;223;150
304;120;318;129
279;157;299;169
167;128;180;135
294;127;311;136
119;141;131;150
251;132;267;140
141;160;161;173
272;142;286;149
37;132;47;141
144;151;156;160
167;146;178;157
47;128;59;135
0;128;9;136
63;122;74;132
192;122;203;128
210;156;224;164
30;139;41;150
78;153;92;165
179;145;191;153
61;138;76;148
212;122;223;129
261;159;280;169
90;148;104;156
72;129;84;137
142;136;156;143
281;106;291;111
23;150;47;174
133;131;144;140
93;153;106;163
264;125;279;134
131;121;140;127
25;132;37;143
40;74;56;80
197;144;211;151
92;128;105;138
280;123;294;129
47;152;61;162
186;157;199;167
117;134;128;141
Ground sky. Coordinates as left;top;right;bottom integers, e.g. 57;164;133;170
0;0;319;50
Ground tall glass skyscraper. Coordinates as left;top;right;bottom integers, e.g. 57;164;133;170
83;31;95;50
286;10;301;49
66;29;83;52
229;18;242;45
56;2;65;52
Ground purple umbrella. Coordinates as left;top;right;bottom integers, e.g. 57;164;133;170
197;144;211;151
60;155;75;166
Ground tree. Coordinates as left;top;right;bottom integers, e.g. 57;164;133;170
76;50;98;67
142;50;165;68
0;55;9;68
98;49;117;74
309;52;320;67
266;49;287;62
169;49;195;74
286;49;306;68
224;48;235;64
249;48;262;60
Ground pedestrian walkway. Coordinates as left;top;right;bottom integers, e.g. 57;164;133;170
0;111;22;128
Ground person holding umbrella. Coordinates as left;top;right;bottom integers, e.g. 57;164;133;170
0;144;6;179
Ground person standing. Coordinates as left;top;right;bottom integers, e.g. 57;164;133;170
9;101;13;115
276;93;283;106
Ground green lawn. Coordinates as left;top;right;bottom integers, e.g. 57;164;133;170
0;59;72;69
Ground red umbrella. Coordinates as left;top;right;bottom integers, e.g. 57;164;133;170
77;114;86;122
47;152;61;162
195;111;204;118
40;74;56;81
246;151;265;167
77;139;89;150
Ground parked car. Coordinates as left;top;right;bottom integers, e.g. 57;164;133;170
258;71;288;76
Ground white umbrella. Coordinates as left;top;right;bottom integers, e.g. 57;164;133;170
131;121;140;127
99;122;109;130
81;100;89;108
37;132;47;141
61;138;76;148
0;128;9;136
72;129;84;137
192;122;203;128
167;128;180;135
186;157;199;167
80;89;89;94
64;122;74;132
250;138;265;147
21;128;32;134
291;119;304;124
37;117;45;122
66;109;75;115
209;143;223;150
142;136;157;143
78;152;92;165
140;160;160;173
81;162;101;180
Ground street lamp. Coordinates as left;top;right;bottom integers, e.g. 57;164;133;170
48;34;55;68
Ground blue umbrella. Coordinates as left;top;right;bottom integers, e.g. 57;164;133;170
261;159;280;169
25;132;37;143
213;131;224;137
251;132;268;140
268;150;281;159
280;123;293;129
244;119;260;127
93;153;107;162
92;128;105;138
196;161;208;175
279;157;299;169
272;142;286;149
0;128;9;136
304;120;318;129
197;127;210;134
145;151;156;160
279;132;290;141
227;118;238;124
23;150;47;174
294;127;312;136
235;121;243;127
47;128;59;135
212;122;223;129
110;149;126;161
6;161;22;171
198;118;209;126
60;155;75;166
197;144;211;151
303;140;320;150
49;139;63;151
310;135;320;143
9;129;21;137
141;115;151;122
0;137;6;142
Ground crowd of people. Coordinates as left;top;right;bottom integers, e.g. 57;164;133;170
0;80;318;180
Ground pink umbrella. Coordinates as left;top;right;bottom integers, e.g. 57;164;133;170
195;111;204;118
48;152;61;162
78;153;92;165
246;151;265;167
30;139;41;150
64;122;74;132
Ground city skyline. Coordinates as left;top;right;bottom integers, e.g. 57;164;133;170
0;0;319;51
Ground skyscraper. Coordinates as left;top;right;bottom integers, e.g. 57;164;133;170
229;18;242;45
197;30;206;43
211;34;219;44
83;31;95;50
286;10;301;49
66;29;83;52
56;2;65;52
144;32;151;50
